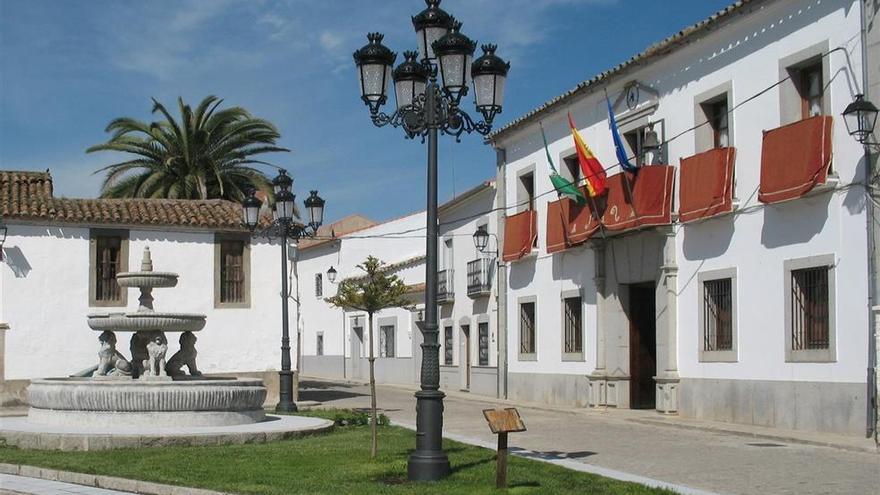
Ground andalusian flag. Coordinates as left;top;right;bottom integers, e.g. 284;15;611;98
568;112;607;197
607;96;638;174
541;122;586;206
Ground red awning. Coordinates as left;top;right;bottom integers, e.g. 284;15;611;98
568;194;601;244
503;209;537;262
546;199;569;254
601;166;675;231
679;147;736;223
759;115;833;204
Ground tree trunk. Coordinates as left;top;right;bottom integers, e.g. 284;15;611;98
368;312;378;459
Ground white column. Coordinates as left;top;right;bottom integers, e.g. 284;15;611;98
656;228;679;413
588;240;608;407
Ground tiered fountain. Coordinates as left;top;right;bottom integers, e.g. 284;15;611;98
25;247;267;427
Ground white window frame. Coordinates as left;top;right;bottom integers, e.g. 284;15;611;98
697;267;738;363
378;316;397;358
518;295;537;361
693;81;734;154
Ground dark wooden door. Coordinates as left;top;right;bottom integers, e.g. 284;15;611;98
628;283;657;409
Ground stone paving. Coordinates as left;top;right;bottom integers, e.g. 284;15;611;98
301;379;880;495
0;474;133;495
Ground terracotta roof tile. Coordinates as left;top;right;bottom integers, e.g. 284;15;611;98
1;170;246;231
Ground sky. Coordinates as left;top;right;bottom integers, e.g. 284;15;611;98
0;0;734;224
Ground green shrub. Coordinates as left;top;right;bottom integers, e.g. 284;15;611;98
300;408;389;427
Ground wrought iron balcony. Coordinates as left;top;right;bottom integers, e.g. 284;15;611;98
437;269;454;304
466;258;492;298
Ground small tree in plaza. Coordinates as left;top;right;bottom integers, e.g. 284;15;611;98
326;256;410;458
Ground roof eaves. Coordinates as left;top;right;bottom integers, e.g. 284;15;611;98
485;0;759;145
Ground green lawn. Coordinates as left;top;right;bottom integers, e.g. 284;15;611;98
0;411;675;495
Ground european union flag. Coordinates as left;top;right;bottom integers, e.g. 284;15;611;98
607;97;638;174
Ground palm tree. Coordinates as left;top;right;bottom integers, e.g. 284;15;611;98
326;256;412;458
88;95;288;201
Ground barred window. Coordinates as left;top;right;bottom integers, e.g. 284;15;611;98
315;273;323;298
219;240;245;303
444;326;454;365
520;301;536;356
791;266;829;350
95;236;123;303
703;279;733;351
563;296;582;354
379;325;395;358
478;321;489;366
316;332;324;356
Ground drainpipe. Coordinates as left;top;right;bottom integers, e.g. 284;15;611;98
495;147;509;399
859;0;879;442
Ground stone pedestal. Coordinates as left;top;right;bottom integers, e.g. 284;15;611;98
587;374;628;408
655;375;680;414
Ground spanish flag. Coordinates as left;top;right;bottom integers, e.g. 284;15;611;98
568;113;607;197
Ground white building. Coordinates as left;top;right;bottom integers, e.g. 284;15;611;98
485;0;878;436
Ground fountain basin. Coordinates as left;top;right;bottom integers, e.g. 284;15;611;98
87;312;206;333
116;271;178;288
27;377;267;427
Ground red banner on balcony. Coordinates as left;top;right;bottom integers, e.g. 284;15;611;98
679;147;736;223
546;186;603;254
759;115;833;204
546;199;569;254
503;209;537;262
601;166;674;231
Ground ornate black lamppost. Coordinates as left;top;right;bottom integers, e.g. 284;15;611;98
241;169;325;413
353;0;509;481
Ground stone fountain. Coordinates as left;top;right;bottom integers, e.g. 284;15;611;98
25;247;267;428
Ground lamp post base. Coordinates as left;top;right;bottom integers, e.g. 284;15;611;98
407;389;450;481
275;370;298;413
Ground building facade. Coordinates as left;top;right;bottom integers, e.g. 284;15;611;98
487;0;876;436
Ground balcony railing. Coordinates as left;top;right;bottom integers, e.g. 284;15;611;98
467;258;492;298
437;269;454;304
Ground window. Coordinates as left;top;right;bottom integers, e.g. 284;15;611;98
562;295;583;359
316;332;324;356
478;321;489;366
784;255;835;362
444;325;454;365
379;325;395;358
779;44;828;124
791;267;829;350
623;127;647;167
519;299;536;359
214;235;250;308
315;273;323;298
698;268;737;362
89;230;128;307
703;279;732;351
519;171;535;211
798;62;823;119
694;83;733;153
708;99;729;148
562;155;581;186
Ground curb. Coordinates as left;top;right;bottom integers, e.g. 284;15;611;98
0;464;231;495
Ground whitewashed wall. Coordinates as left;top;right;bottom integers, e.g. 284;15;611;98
1;224;290;380
494;0;868;384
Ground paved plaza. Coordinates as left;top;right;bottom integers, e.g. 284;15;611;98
0;473;134;495
301;379;880;495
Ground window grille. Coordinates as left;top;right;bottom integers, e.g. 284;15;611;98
95;236;123;303
791;266;829;350
444;326;454;365
379;325;395;357
219;240;245;303
478;321;489;366
520;302;536;355
703;278;733;351
316;333;324;356
563;296;582;354
315;273;323;298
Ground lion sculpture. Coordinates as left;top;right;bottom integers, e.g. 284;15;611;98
142;331;169;378
165;331;201;377
94;331;131;377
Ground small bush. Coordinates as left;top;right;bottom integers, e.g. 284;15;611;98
300;408;389;427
